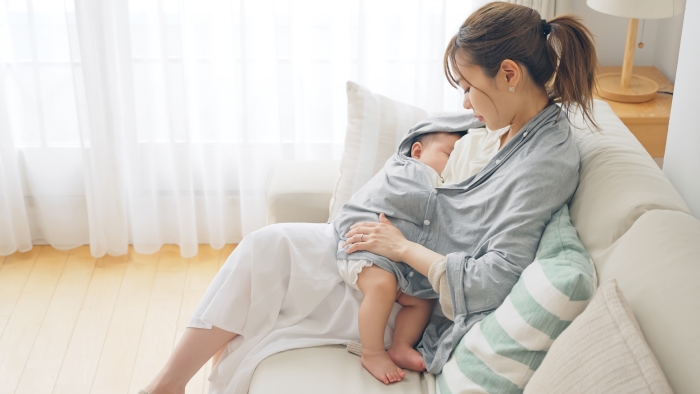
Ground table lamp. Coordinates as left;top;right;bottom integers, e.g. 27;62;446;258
587;0;682;103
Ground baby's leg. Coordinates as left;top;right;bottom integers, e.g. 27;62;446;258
387;293;436;372
356;265;406;384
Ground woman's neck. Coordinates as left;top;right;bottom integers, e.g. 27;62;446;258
500;90;551;148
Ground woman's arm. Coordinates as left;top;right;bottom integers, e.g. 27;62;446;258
398;241;444;277
342;213;443;277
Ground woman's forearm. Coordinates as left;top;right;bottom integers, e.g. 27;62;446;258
399;241;445;277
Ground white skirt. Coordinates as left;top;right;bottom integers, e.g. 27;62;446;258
188;222;401;394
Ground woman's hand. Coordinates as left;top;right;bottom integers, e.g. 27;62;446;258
342;213;411;262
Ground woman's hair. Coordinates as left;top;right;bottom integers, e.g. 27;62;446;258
444;2;599;130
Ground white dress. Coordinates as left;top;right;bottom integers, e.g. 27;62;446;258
440;126;510;185
188;222;402;394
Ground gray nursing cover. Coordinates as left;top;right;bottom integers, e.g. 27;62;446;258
333;113;484;298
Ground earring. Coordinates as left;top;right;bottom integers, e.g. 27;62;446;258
509;86;515;92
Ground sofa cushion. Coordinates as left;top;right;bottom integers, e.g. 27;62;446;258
593;209;700;394
249;345;435;394
524;279;673;394
437;205;596;393
328;81;428;221
568;99;691;260
266;160;341;224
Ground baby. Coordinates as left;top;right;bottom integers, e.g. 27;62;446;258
335;122;510;385
337;131;463;384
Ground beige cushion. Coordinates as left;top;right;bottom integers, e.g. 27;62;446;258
524;279;673;394
568;100;691;260
593;209;700;394
249;345;434;394
328;81;428;221
266;160;340;224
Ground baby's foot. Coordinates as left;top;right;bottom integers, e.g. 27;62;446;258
388;343;426;372
361;350;406;384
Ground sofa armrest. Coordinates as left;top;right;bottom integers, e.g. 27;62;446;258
266;160;341;225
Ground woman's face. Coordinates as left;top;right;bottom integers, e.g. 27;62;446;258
454;51;518;130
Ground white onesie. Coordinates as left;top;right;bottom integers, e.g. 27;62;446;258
337;126;510;291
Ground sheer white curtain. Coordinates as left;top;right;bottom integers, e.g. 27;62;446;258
0;0;473;257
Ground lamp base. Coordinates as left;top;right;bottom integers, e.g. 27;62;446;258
596;73;659;103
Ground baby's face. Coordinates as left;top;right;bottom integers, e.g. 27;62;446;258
413;132;461;174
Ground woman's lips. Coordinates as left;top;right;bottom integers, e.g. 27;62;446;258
476;115;484;122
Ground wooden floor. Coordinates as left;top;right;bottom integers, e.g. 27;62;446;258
0;244;236;394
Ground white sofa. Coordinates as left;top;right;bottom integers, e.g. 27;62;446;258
254;101;700;393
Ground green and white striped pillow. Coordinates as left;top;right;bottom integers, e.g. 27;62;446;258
437;204;596;394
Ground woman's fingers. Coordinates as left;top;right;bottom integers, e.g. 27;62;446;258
341;233;366;248
345;239;369;254
345;225;376;238
349;221;381;230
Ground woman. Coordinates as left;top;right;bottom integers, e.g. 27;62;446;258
143;3;597;393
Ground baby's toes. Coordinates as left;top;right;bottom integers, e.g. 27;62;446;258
389;371;399;382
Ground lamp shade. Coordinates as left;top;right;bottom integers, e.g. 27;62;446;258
587;0;683;19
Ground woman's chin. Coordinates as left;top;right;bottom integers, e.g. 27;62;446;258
485;122;509;132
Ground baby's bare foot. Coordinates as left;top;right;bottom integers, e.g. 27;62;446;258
388;343;426;372
361;350;406;384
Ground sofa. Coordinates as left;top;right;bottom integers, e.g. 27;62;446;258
252;97;700;393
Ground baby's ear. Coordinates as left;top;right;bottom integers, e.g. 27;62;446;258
411;142;422;159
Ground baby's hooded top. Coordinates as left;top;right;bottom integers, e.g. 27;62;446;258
332;104;580;373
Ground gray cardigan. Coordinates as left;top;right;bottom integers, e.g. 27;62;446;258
334;104;580;373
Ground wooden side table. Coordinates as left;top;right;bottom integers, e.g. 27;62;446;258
594;66;674;158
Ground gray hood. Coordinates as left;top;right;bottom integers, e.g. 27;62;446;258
397;112;485;157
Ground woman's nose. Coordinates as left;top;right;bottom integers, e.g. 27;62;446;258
462;96;472;110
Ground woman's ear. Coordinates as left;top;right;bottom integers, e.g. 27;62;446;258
500;59;521;90
411;142;423;159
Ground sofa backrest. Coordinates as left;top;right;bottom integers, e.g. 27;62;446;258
568;100;700;393
568;100;691;259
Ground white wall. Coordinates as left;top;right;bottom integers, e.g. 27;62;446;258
654;11;686;82
570;0;685;82
663;0;699;218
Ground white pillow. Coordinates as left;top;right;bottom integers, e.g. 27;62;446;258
594;209;700;394
328;81;428;221
524;279;673;394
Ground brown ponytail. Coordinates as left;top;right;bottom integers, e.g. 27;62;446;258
444;2;599;130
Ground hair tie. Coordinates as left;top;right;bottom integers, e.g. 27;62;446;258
541;19;551;36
